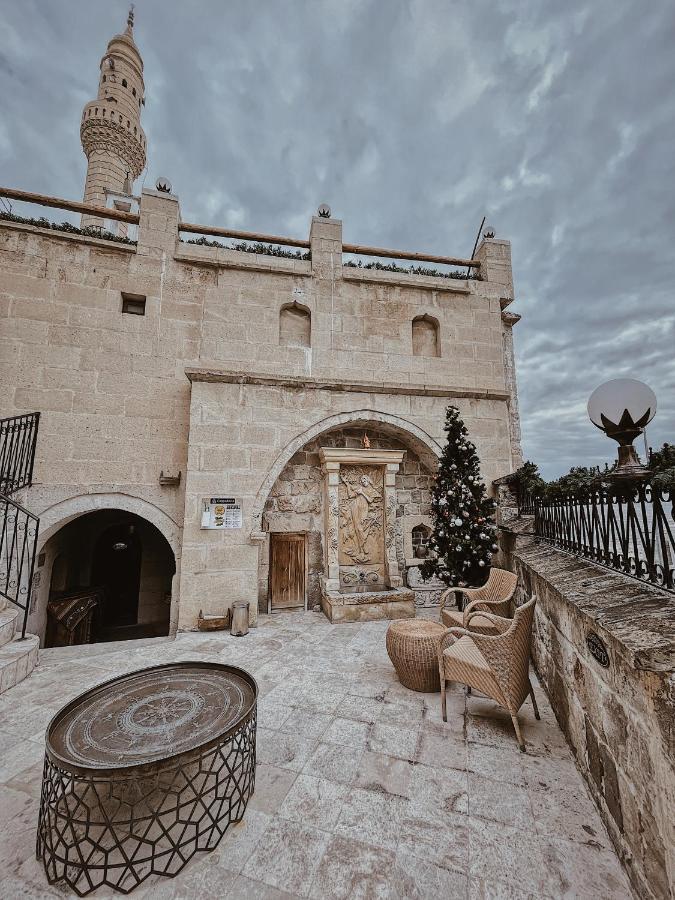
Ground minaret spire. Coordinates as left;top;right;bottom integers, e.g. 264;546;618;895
79;11;146;226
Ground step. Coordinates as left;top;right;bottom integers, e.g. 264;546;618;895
0;633;39;695
0;605;19;648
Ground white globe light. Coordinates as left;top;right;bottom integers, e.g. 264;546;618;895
587;378;657;480
587;378;657;433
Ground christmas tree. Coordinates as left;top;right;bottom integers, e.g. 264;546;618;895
421;405;498;587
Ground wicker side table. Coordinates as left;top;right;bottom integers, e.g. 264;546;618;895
386;619;446;692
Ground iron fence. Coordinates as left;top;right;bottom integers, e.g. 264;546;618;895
534;482;675;592
0;493;39;637
0;412;40;494
0;412;41;637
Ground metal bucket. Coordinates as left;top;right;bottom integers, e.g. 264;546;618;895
231;601;250;636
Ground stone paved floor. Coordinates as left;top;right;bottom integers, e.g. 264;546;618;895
0;610;633;899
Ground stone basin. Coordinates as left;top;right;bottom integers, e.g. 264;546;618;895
320;585;415;623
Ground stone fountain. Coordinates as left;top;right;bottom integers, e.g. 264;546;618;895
319;447;415;622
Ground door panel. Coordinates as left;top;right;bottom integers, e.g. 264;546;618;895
270;533;306;610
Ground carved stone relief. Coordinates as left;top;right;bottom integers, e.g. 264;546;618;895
337;464;386;590
338;466;384;567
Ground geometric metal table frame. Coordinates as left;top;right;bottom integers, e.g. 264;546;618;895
37;662;257;896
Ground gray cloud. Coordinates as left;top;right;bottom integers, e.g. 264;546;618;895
1;0;672;479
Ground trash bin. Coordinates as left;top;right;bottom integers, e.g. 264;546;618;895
231;601;250;636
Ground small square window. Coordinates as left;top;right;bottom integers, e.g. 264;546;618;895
121;293;146;316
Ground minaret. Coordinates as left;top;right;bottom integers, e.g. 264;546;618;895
80;7;146;227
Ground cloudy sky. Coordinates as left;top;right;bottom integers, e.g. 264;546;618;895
1;0;672;479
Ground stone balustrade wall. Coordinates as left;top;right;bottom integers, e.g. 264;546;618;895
498;520;675;900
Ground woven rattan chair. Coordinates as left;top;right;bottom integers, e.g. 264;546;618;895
439;567;517;636
438;596;539;751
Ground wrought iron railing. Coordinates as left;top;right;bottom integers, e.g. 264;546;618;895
0;412;40;494
0;412;41;638
517;486;537;515
0;494;39;638
534;483;675;592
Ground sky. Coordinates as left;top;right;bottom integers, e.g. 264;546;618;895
1;0;673;480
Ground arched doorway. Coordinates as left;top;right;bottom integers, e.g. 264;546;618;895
256;418;440;614
40;509;175;647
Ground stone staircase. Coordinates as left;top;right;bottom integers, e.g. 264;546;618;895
0;597;39;694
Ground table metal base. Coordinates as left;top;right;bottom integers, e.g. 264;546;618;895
36;662;257;895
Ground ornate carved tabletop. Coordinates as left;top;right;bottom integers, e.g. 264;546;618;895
37;662;258;896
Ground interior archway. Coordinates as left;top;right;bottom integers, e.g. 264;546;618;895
38;509;176;647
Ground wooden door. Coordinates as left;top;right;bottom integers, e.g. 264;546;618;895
270;533;306;611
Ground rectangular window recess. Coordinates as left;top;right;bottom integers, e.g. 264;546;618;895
121;293;146;316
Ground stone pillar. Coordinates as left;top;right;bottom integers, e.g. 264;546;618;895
383;462;402;587
474;237;514;302
502;311;523;470
322;458;341;593
309;215;342;278
137;188;180;255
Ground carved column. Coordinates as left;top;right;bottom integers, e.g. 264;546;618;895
322;459;341;593
384;461;402;587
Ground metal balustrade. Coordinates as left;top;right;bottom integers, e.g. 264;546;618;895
533;483;675;592
0;412;40;494
0;412;41;637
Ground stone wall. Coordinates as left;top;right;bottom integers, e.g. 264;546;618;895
1;189;521;630
259;427;434;611
499;521;675;900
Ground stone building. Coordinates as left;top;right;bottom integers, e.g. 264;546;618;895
0;13;522;646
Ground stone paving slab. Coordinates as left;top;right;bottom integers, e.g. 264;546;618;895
0;610;634;899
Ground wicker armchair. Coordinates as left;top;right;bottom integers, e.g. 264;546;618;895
437;596;539;751
439;568;517;636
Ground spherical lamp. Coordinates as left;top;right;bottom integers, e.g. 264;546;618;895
587;378;657;480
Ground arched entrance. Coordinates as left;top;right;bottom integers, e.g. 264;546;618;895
256;415;441;614
39;509;176;647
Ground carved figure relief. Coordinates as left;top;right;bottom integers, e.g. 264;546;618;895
338;466;384;566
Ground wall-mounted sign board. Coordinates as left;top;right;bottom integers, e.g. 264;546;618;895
586;631;610;668
201;497;242;530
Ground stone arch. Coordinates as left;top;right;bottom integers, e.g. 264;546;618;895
412;315;440;357
250;410;442;536
37;492;180;558
35;493;181;637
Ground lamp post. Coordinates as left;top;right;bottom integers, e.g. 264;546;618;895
587;378;657;481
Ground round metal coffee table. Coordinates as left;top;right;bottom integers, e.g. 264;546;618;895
37;662;257;896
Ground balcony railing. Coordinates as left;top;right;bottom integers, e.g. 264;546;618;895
0;494;39;638
0;413;40;494
0;412;41;639
534;483;675;592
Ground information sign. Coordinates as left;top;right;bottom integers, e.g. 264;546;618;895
201;497;243;530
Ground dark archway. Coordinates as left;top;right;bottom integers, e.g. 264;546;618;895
92;522;142;630
42;509;175;647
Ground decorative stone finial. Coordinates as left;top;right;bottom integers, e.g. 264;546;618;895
363;433;370;449
126;4;135;34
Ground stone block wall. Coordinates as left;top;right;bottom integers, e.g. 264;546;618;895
499;523;675;900
1;188;521;633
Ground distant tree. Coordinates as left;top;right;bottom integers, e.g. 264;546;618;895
649;442;675;490
421;406;497;588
